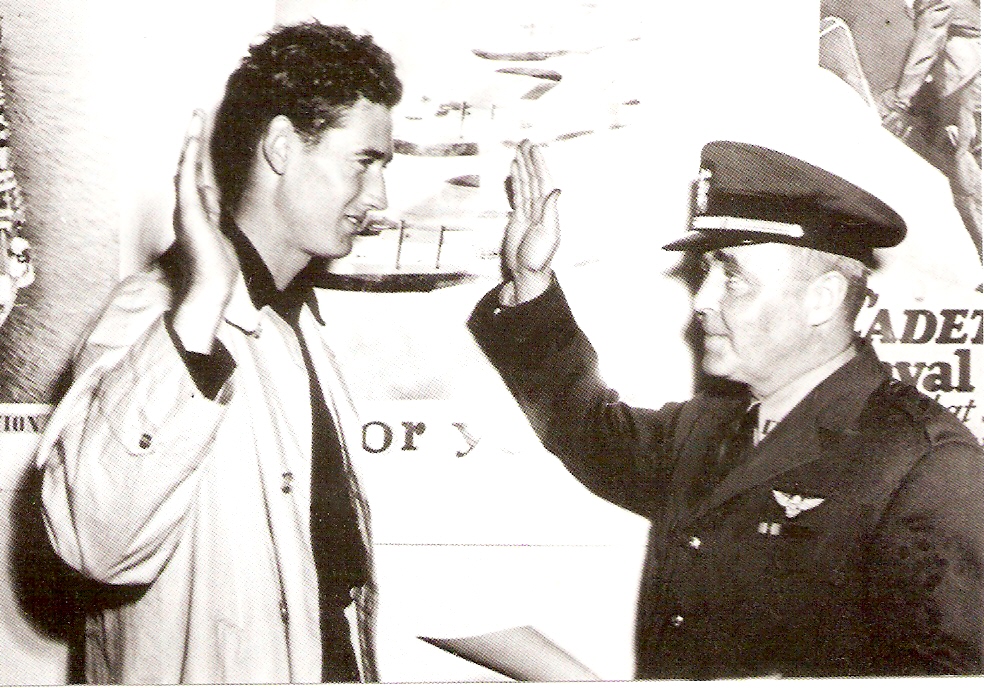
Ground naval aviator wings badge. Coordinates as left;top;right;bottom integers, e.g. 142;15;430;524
772;490;825;518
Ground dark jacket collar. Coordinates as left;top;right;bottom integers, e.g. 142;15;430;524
808;340;890;432
224;217;324;326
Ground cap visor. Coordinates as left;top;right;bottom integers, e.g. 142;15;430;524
662;230;778;253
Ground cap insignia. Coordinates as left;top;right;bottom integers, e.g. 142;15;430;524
695;167;713;214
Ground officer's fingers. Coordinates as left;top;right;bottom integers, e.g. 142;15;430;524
529;142;552;199
541;188;562;248
515;139;534;217
523;140;545;210
507;157;523;211
502;161;524;266
504;161;521;239
522;189;561;271
543;188;561;228
519;140;540;204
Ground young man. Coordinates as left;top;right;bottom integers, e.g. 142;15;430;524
37;22;401;683
469;140;984;677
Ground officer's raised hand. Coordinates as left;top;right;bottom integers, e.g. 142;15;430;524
500;139;561;306
170;110;239;353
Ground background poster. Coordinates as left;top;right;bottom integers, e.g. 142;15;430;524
0;0;980;683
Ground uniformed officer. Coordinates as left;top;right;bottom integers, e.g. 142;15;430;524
468;139;984;677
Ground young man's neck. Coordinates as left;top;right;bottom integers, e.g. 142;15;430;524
234;202;308;291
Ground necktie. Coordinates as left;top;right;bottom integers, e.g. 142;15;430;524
277;298;366;683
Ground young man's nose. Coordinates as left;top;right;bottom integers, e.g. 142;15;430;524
362;169;387;211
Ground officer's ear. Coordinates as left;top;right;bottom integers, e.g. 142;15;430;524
261;115;295;175
805;270;849;326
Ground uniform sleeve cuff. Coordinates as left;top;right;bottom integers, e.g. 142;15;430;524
469;275;580;372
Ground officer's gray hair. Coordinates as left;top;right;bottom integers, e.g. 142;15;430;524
789;246;870;322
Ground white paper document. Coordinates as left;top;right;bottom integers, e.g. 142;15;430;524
420;625;601;681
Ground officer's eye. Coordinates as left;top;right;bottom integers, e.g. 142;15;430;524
721;264;741;283
724;271;752;295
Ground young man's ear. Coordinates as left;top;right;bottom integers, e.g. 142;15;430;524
805;270;849;326
261;115;295;175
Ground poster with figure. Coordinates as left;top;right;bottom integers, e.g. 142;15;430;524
0;0;981;684
820;0;982;440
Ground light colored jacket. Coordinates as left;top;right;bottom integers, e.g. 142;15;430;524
36;267;378;683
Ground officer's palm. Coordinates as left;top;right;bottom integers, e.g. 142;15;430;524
502;140;560;304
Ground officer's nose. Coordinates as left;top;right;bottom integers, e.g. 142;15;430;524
693;264;723;316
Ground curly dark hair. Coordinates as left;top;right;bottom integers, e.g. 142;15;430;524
210;21;402;215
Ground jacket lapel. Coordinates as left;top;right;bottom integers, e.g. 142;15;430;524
663;394;746;528
690;343;889;519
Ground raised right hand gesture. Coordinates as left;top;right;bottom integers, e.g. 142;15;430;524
499;140;561;306
169;110;239;353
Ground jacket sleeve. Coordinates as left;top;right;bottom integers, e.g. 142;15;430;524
865;408;984;674
896;0;954;105
36;274;235;586
468;279;683;518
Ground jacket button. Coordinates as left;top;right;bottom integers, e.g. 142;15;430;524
281;471;293;494
669;614;684;628
688;536;701;550
138;433;152;449
279;600;289;623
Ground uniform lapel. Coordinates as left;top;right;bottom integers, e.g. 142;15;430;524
691;343;889;519
665;394;746;526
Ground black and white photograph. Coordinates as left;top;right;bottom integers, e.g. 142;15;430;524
0;0;981;683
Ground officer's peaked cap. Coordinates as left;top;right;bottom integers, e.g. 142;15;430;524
662;141;906;266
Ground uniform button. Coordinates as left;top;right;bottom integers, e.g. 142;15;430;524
669;614;684;628
138;433;152;449
279;600;289;623
281;471;293;494
688;536;701;550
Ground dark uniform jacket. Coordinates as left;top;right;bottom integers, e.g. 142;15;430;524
468;282;984;678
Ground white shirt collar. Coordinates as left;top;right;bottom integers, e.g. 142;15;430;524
753;345;857;444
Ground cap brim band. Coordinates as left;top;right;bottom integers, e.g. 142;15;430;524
691;215;804;237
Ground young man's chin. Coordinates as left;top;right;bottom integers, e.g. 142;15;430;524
318;235;356;261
